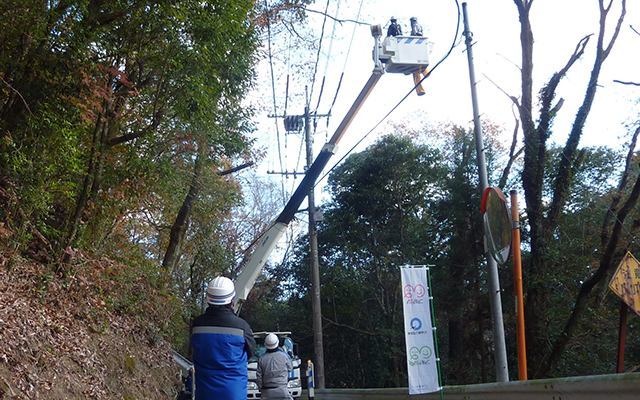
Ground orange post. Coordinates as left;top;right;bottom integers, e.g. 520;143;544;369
412;71;426;96
510;190;527;380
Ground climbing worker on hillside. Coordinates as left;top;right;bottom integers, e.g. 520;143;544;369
257;333;294;400
410;16;423;36
387;16;402;36
191;276;256;400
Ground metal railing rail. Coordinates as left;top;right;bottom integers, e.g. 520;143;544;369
314;372;640;400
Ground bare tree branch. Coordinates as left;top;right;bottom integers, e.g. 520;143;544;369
498;108;524;189
321;315;386;336
550;98;564;115
0;76;33;116
496;52;523;72
302;7;370;26
483;73;520;108
601;125;640;245
548;1;626;231
600;0;627;57
538;35;591;142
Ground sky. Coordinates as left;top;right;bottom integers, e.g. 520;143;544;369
246;0;640;208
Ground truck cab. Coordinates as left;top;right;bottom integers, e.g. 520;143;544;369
247;332;302;399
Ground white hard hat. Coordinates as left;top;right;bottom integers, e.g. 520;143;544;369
206;276;236;305
265;333;279;350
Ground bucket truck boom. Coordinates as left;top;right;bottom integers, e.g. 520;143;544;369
233;72;381;312
233;23;431;313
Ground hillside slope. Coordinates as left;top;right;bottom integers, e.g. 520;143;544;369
0;252;182;399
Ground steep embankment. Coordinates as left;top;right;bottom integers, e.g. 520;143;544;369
0;252;182;399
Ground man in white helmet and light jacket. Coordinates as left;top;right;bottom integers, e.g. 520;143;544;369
410;16;423;36
257;333;293;400
191;276;256;400
387;16;402;37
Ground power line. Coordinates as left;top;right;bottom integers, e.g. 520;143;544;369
323;0;341;78
266;6;286;204
328;0;364;119
284;35;292;116
308;0;331;112
313;0;342;114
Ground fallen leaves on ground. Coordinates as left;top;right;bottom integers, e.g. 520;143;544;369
0;252;182;399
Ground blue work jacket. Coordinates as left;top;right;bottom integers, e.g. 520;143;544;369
191;305;255;400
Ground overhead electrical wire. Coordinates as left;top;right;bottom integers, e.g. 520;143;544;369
266;2;286;203
314;0;463;188
294;132;306;178
313;0;341;114
308;0;331;113
284;35;291;116
327;0;364;120
323;0;341;79
284;73;290;116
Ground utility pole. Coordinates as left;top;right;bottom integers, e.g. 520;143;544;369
305;95;326;390
462;2;509;382
268;87;329;389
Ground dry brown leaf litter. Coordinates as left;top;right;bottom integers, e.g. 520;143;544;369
0;252;182;399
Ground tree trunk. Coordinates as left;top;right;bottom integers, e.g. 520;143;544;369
514;0;626;377
60;109;108;265
162;152;203;270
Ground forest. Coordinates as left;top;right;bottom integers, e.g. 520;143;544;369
0;0;639;397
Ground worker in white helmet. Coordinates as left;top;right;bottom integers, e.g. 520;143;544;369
191;276;256;400
387;16;402;37
257;333;294;400
410;16;423;36
409;16;428;95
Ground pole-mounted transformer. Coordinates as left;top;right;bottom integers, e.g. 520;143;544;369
283;115;304;132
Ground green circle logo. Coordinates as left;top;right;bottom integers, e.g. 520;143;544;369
420;346;432;359
409;347;420;360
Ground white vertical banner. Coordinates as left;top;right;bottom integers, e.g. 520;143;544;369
401;266;440;395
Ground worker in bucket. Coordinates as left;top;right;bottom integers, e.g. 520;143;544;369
387;16;402;37
191;276;256;400
410;16;423;36
257;333;294;400
409;16;428;95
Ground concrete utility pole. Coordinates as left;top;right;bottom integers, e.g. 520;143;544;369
269;88;328;389
305;98;326;390
462;2;509;382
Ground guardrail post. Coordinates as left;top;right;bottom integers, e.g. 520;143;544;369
307;360;314;400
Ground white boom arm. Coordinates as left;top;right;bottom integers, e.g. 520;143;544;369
234;221;287;308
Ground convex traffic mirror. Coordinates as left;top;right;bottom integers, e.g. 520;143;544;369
481;187;512;265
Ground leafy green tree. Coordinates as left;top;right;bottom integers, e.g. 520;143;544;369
270;134;446;387
429;124;492;383
0;0;261;269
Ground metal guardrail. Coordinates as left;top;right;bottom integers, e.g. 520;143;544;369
172;351;195;400
172;351;194;376
315;373;640;400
